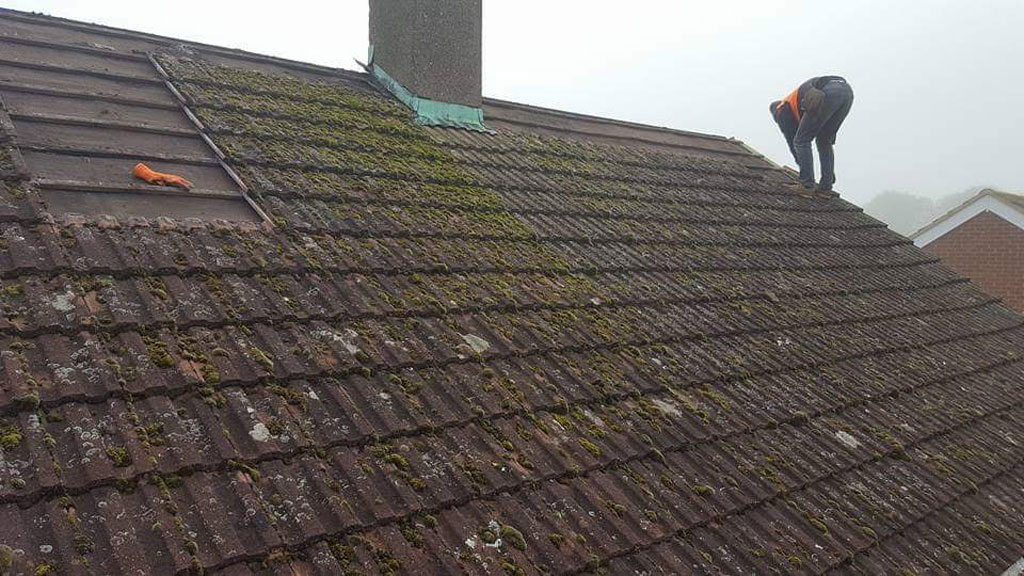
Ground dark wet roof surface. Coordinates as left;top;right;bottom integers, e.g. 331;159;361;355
1;8;1024;576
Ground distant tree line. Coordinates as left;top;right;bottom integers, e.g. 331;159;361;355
863;187;988;236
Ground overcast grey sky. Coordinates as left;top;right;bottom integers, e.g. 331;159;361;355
7;1;1024;206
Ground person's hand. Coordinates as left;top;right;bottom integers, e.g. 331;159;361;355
802;87;825;112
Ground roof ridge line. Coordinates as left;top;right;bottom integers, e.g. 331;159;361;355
483;97;738;144
0;8;368;82
0;7;763;156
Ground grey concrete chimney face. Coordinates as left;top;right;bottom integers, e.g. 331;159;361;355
369;0;482;108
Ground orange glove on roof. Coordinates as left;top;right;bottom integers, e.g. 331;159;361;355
133;163;194;190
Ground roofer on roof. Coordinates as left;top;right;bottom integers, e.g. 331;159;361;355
770;76;854;195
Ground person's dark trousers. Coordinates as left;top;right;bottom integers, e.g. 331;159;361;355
793;79;854;189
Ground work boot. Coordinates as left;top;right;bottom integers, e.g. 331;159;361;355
783;182;816;197
814;184;839;198
815;175;839;198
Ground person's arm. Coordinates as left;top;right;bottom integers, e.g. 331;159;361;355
785;128;798;161
775;109;799;161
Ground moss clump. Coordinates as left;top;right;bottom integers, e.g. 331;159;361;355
393;374;422;395
73;534;95;554
35;562;57;575
143;336;174;369
603;500;626;517
341;535;402;576
547;533;565;548
461;460;486;486
0;424;22;450
9;477;25;489
199;363;221;385
269;384;307;408
500;525;527;551
266;418;287;437
399;520;424;548
371;443;410;471
385;452;410;468
328;541;355;565
691;484;714;496
249;347;275;372
404;476;426;491
198;386;226;408
115;477;137;493
229;460;262;481
135;423;165;447
0;545;11;571
946;546;979;568
946;545;978;565
578;438;602;457
105;446;132;467
145;276;169;301
14;392;40;411
501;559;524;575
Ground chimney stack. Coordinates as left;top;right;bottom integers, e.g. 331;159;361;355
368;0;486;130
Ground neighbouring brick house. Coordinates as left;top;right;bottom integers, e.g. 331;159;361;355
913;189;1024;312
2;3;1024;575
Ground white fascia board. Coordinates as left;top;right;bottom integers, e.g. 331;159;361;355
912;195;1024;247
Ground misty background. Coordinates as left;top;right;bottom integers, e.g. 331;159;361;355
6;1;1024;235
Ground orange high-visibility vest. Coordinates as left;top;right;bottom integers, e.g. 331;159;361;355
780;86;802;123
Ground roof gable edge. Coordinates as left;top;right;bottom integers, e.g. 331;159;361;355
913;192;1024;246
